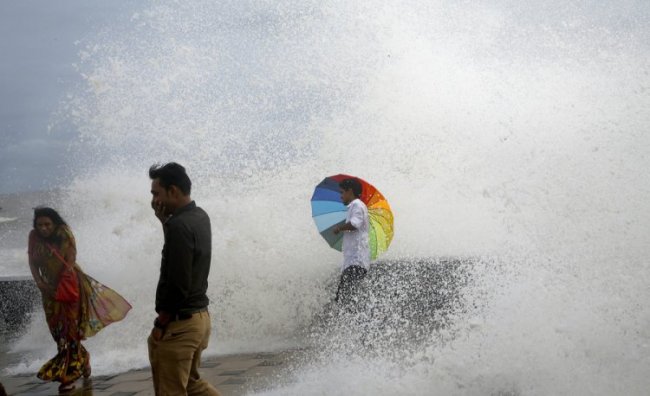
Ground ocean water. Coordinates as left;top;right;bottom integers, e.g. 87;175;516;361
3;0;650;394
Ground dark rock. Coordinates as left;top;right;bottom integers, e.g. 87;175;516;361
0;276;39;334
307;257;475;354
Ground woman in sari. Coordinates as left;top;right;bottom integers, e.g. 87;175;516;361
28;207;131;392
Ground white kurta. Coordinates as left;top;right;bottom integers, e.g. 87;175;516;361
342;198;370;271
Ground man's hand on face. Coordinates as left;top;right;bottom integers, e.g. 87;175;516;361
152;201;171;223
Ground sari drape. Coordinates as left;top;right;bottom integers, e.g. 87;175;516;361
28;225;131;383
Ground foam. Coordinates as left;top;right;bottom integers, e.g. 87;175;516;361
8;1;650;393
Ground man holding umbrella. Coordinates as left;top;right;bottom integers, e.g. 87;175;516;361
333;177;370;304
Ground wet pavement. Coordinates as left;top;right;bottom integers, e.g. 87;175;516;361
1;350;296;396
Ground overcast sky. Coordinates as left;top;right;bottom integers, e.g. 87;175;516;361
0;1;137;194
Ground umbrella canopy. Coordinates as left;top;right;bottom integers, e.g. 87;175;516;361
310;174;394;260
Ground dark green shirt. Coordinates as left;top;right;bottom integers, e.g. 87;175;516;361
155;201;212;314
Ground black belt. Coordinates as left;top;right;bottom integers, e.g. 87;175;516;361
171;308;208;322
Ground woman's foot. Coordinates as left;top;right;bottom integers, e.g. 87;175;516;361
83;361;92;378
83;354;91;378
58;382;76;393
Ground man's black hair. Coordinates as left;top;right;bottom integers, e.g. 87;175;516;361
339;178;362;198
149;162;192;195
33;207;67;229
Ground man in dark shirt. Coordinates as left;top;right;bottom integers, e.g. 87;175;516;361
148;162;220;396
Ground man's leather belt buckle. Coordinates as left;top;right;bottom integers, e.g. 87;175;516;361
172;308;207;322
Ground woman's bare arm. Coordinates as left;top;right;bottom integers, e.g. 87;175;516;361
28;257;47;290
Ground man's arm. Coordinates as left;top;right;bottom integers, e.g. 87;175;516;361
155;223;194;326
333;222;357;234
333;202;364;234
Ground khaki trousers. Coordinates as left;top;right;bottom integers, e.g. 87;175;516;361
148;311;221;396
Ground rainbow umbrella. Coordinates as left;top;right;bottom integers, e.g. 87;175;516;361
310;174;394;260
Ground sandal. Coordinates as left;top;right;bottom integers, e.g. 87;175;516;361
58;382;76;393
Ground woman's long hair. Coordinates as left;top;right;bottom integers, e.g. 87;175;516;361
33;207;68;244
